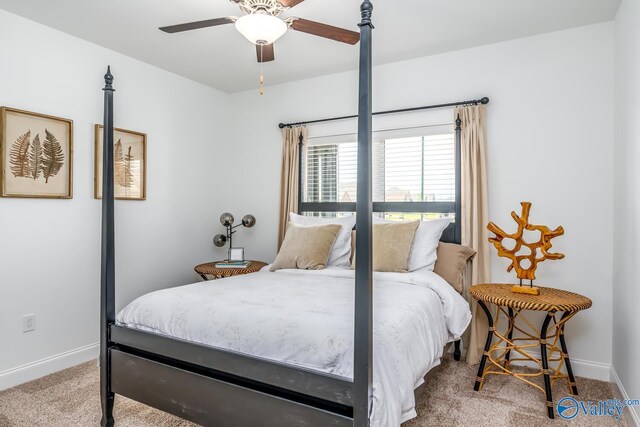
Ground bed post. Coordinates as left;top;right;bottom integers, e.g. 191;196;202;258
100;66;116;427
453;114;462;361
354;1;373;426
297;132;304;214
454;114;462;245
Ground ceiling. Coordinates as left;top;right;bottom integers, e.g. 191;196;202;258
0;0;621;93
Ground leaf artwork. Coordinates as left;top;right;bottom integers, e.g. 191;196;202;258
487;201;565;281
9;130;31;177
41;129;65;184
29;134;43;180
123;146;134;188
114;139;125;186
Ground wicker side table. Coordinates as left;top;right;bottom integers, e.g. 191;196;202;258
194;260;268;281
469;284;592;419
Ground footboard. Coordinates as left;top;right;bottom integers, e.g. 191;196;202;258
111;349;352;427
111;325;353;406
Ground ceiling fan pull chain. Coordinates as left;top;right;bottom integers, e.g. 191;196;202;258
260;72;264;95
259;44;265;95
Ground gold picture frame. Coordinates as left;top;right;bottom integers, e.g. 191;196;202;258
94;125;147;201
0;107;74;198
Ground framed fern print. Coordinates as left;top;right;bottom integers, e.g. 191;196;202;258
0;107;73;198
95;125;146;200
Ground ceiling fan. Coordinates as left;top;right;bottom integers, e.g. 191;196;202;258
159;0;361;63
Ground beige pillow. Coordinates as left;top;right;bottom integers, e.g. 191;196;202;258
352;221;420;273
270;222;341;271
433;242;476;293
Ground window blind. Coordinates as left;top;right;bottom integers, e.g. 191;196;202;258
304;128;455;217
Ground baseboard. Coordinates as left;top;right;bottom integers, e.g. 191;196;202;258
510;353;611;381
610;367;640;427
0;343;99;391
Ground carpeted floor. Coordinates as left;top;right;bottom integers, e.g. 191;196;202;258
0;356;628;426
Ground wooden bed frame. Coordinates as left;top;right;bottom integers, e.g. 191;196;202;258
99;2;464;425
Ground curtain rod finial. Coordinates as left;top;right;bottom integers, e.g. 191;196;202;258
278;123;285;129
480;97;489;105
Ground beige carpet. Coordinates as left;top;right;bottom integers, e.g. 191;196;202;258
0;356;628;426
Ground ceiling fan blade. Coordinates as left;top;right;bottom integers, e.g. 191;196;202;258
279;0;305;7
289;18;360;45
159;17;235;34
256;43;275;63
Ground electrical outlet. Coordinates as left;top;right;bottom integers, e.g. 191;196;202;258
22;314;36;333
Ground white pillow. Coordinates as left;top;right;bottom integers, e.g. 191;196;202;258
373;216;451;271
289;213;356;268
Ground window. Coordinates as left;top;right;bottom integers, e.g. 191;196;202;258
303;126;458;231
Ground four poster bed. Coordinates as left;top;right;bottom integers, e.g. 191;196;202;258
99;2;476;426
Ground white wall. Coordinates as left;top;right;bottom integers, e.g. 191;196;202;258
0;9;231;388
227;23;615;375
613;0;640;423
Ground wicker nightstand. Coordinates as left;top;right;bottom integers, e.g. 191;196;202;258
470;284;592;419
194;260;268;281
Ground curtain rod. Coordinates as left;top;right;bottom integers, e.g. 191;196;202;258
278;97;489;129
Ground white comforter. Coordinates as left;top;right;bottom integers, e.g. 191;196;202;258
116;267;471;426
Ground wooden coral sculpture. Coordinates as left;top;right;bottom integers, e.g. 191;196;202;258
488;202;564;282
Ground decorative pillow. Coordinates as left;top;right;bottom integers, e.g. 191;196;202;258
270;223;342;271
289;213;356;268
374;217;450;272
352;221;420;273
433;242;476;293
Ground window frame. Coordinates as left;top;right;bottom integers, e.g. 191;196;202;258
297;118;463;244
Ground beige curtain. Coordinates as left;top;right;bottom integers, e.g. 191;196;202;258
278;126;308;249
455;105;491;365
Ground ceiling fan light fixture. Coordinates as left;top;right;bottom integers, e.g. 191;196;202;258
235;13;287;45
